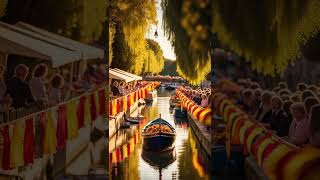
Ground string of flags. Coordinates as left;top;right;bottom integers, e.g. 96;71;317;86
0;86;108;170
108;82;160;117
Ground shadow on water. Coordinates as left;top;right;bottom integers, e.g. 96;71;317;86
109;89;211;180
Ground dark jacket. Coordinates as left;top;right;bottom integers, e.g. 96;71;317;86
6;77;34;108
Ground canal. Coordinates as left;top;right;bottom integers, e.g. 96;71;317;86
109;88;211;180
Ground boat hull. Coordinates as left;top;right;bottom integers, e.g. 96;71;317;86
174;108;187;118
143;134;175;152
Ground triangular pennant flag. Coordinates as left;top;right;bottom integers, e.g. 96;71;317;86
43;110;57;154
57;105;67;150
10;120;24;168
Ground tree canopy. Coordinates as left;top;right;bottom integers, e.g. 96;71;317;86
161;0;320;77
110;0;162;75
3;0;106;44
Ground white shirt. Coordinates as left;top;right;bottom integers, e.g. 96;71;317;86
29;77;48;102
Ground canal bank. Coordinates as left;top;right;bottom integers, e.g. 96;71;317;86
109;89;211;180
187;112;212;159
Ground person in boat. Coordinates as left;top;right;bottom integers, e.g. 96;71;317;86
0;65;11;112
6;64;34;109
48;74;64;106
29;63;49;108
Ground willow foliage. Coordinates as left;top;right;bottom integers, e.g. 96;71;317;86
4;0;106;43
212;0;320;75
0;0;7;17
162;0;211;84
109;22;115;65
110;0;157;74
145;39;164;74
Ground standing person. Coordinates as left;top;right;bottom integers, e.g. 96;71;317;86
48;74;65;106
288;103;310;146
29;64;49;108
0;65;11;112
6;64;34;109
111;81;120;97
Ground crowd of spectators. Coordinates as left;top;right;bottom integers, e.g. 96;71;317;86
225;78;320;148
181;86;211;108
109;80;150;100
0;63;107;114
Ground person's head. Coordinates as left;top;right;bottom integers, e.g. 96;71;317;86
271;96;283;110
119;81;124;87
302;90;316;101
281;94;290;102
283;100;293;115
290;102;307;121
261;91;273;105
308;85;318;94
297;83;308;92
243;89;254;106
279;89;291;97
98;63;106;73
272;87;281;94
304;97;320;116
290;94;301;102
250;82;260;89
113;81;118;87
254;88;262;101
51;74;64;89
33;63;48;78
201;94;206;99
278;82;288;89
309;104;320;133
14;64;29;80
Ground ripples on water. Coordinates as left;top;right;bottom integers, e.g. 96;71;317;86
109;89;210;180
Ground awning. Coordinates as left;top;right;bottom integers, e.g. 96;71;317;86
0;22;80;67
109;68;135;83
15;22;104;60
113;68;142;80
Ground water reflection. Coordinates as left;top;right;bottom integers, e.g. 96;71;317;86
109;90;210;180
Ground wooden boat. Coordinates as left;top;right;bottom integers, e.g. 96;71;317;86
141;116;176;152
125;116;145;124
174;107;187;118
169;96;180;108
145;90;158;102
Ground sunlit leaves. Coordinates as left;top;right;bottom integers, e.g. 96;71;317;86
162;0;211;84
110;0;157;75
212;0;320;75
0;0;7;17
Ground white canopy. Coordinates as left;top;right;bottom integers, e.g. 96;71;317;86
15;22;104;60
109;68;135;83
113;68;142;80
0;22;80;67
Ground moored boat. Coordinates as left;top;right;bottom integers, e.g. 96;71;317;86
125;115;145;124
141;116;176;152
145;89;158;102
174;107;187;118
169;96;180;108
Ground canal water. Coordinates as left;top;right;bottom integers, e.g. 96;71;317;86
109;88;211;180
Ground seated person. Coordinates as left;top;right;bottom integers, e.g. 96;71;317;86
288;103;310;146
